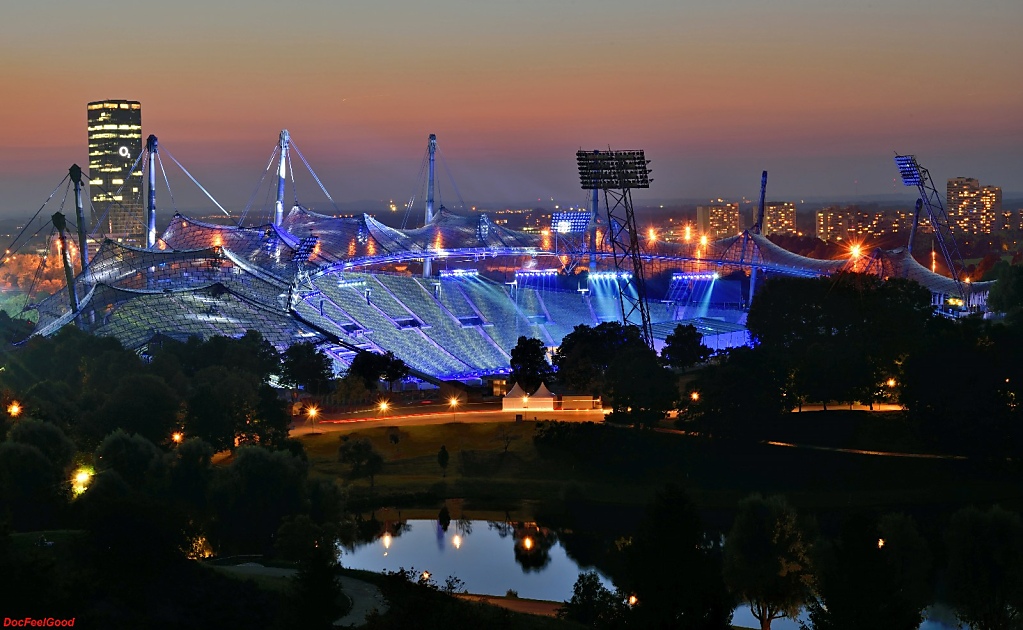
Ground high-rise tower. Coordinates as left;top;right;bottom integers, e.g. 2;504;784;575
87;100;143;240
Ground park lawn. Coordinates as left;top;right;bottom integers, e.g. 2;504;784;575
300;420;1023;518
300;421;659;510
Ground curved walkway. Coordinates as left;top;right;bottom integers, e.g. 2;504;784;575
217;563;389;627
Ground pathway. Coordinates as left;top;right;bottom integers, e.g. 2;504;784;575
216;563;389;627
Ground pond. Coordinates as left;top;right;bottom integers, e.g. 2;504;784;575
340;518;962;629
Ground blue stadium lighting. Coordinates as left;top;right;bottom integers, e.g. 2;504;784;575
589;271;633;280
894;155;923;186
551;211;590;234
672;272;719;281
336;279;366;289
439;268;479;278
515;269;559;278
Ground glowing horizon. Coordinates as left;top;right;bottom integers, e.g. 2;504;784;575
1;0;1020;216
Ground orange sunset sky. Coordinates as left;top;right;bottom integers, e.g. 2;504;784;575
1;0;1020;217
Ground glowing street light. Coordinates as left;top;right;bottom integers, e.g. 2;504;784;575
850;244;862;259
886;378;897;388
449;396;460;421
378;400;390;413
690;391;700;402
699;234;708;247
877;538;886;549
7;401;21;417
171;431;184;444
306;405;320;428
72;467;93;496
628;595;639;607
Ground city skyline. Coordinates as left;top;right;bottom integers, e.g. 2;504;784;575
1;0;1021;219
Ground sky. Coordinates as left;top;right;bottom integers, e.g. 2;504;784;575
0;0;1021;219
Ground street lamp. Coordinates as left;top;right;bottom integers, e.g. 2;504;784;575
379;400;389;414
7;401;21;417
171;431;184;444
690;391;700;402
449;396;459;421
306;405;319;429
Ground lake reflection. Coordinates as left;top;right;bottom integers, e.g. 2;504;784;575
340;518;614;601
342;517;962;629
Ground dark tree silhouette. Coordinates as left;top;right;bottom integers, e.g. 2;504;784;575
509;336;553;394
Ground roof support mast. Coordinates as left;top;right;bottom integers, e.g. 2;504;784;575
70;164;89;270
51;212;79;320
423;134;436;278
146;135;158;248
273;129;290;227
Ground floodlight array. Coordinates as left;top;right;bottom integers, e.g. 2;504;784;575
577;150;651;190
590;271;633;280
336;279;367;289
551;211;591;234
515;269;559;278
894;155;923;186
439;268;479;278
672;272;719;281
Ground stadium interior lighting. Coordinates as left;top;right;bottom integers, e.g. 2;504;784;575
515;269;558;278
577;150;652;190
589;271;633;281
672;272;719;281
336;279;367;289
439;269;478;278
551;211;590;234
894;155;923;186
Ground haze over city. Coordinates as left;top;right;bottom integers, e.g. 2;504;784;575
1;0;1021;217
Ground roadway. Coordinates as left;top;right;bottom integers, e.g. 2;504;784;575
290;402;607;436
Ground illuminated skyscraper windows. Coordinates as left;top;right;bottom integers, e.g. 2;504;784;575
87;100;143;240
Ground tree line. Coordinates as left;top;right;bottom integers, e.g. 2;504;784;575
558;483;1023;630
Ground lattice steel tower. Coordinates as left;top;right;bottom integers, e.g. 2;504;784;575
577;149;654;347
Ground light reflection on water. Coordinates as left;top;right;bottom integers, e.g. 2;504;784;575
340;519;613;601
341;519;962;629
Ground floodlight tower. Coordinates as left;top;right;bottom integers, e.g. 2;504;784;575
273;129;290;227
894;154;967;301
577;149;654;347
751;171;768;235
69;164;89;270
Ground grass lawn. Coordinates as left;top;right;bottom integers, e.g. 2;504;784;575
300;421;659;514
300;418;1023;521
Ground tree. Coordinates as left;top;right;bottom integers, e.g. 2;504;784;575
945;505;1023;630
987;263;1023;318
7;418;75;473
604;342;678;426
346;351;392;392
557;571;629;629
509;336;553;394
185;366;258;452
723;494;814;630
94;429;163;489
84;374;181;447
662;323;711;370
380;351;410;392
437;445;449;478
805;512;931;630
209;446;308;553
336;436;384;488
553;322;646;398
624;483;735;629
281;342;334;395
0;442;62;530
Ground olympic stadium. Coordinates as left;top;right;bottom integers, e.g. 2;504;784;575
23;134;994;387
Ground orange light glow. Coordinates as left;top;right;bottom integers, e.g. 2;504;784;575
171;431;184;443
7;401;21;417
699;235;708;247
523;536;534;550
690;391;700;402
